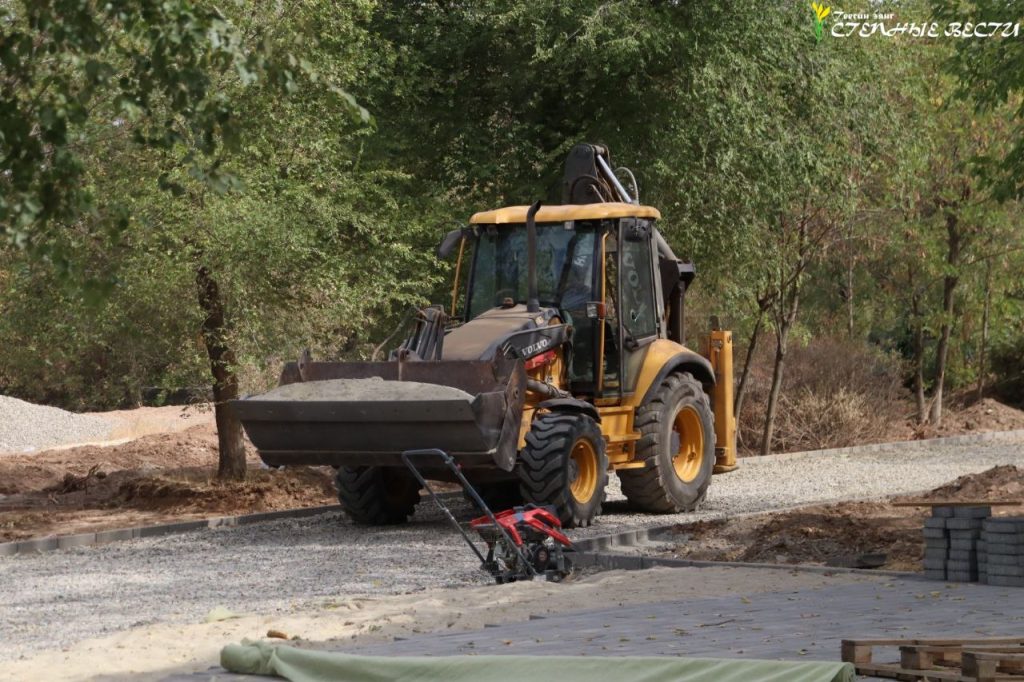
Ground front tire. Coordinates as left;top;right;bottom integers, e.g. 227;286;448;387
335;466;422;525
518;412;608;528
619;372;715;513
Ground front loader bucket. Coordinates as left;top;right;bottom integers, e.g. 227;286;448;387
230;355;526;472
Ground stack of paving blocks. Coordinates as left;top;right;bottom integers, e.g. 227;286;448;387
982;516;1024;587
922;505;990;582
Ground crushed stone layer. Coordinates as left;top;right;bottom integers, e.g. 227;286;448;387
250;377;473;402
579;436;1024;538
2;436;1024;663
0;395;113;454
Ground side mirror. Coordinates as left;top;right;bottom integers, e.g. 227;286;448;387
437;228;467;259
436;228;475;260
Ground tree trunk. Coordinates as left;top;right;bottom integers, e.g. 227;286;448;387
929;211;961;426
761;217;806;456
197;265;247;481
734;308;765;434
846;233;855;338
911;291;927;425
760;328;789;456
976;260;992;402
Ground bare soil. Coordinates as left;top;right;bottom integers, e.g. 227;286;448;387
0;423;336;541
894;398;1024;441
656;465;1024;571
3;396;1023;543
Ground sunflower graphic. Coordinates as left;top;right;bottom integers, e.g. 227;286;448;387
811;2;831;42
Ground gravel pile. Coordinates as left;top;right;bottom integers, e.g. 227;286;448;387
2;435;1024;660
0;395;112;454
252;377;473;402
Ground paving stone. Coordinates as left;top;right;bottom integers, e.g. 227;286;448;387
953;506;992;519
987;554;1022;567
949;530;982;541
923;568;947;580
983;532;1024;548
987;574;1024;587
924;549;948;560
924;517;949;529
324;578;1024;666
946;559;977;571
985;542;1024;556
923;528;948;539
948;549;979;561
946;569;979;582
922;557;946;570
983;518;1024;533
950;538;980;551
947;518;985;530
988;564;1024;577
931;506;955;518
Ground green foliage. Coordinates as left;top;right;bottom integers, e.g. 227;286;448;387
0;0;368;259
0;0;1023;426
933;0;1024;199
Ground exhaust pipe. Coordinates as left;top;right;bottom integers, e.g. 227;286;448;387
526;200;541;313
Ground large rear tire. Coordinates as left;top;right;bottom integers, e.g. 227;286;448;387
335;466;422;525
518;412;608;528
619;372;715;513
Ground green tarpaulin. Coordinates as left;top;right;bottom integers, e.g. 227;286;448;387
221;641;856;682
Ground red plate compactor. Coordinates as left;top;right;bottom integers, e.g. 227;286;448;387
402;449;575;584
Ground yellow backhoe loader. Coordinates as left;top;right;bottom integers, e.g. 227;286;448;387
232;143;737;528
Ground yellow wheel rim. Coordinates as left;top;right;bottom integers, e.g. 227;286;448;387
569;438;599;504
672;406;704;483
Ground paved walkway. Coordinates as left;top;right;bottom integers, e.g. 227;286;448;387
172;571;1024;680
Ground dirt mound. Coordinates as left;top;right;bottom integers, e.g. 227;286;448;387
0;423;230;495
0;423;336;541
666;502;922;570
922;464;1024;501
114;467;335;514
660;465;1024;571
897;399;1024;442
945;398;1024;432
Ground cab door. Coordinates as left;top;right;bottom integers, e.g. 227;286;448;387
614;219;659;396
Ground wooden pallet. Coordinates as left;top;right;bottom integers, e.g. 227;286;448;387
842;638;1024;681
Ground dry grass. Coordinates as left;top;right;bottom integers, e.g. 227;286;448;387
737;336;908;453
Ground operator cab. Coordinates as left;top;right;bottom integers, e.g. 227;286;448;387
441;202;694;402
